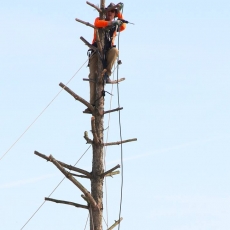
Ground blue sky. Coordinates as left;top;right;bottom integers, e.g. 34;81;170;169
1;0;230;229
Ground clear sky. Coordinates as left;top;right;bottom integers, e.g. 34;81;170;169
1;0;230;229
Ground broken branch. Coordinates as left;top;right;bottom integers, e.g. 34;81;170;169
84;131;93;144
49;155;98;209
104;138;137;146
34;151;91;178
45;197;88;210
59;83;94;112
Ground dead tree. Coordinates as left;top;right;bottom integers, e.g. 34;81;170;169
35;1;137;230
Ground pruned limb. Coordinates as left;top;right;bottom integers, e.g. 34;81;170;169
34;151;91;178
49;155;98;209
107;78;125;84
45;197;88;210
59;83;94;112
100;164;120;177
80;36;97;51
70;173;90;179
104;138;137;146
84;131;93;144
91;116;99;144
81;194;89;203
108;218;123;230
104;107;123;114
75;18;96;29
83;78;95;83
86;1;102;13
106;171;120;177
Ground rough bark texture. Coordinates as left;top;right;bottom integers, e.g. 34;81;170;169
90;1;106;230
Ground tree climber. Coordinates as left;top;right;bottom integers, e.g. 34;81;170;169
84;2;126;113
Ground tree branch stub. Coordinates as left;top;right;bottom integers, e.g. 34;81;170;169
75;18;96;29
103;138;137;146
45;197;88;210
100;164;120;177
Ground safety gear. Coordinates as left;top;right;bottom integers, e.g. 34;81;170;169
112;20;123;26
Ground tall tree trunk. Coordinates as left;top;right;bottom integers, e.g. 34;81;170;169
90;1;105;230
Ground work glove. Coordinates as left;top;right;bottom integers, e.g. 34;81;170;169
112;19;123;26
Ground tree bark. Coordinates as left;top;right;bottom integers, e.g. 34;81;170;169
90;1;106;230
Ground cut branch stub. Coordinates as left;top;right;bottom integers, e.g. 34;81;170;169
45;197;88;210
104;138;137;146
80;36;97;51
107;217;123;230
48;154;98;209
84;131;93;144
59;83;94;112
100;164;120;177
75;18;96;29
86;1;102;13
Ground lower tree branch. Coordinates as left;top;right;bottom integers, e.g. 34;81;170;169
103;138;137;146
34;151;91;178
45;197;88;210
49;155;98;209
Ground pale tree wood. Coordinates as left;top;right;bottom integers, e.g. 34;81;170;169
86;1;102;13
105;170;120;177
107;218;123;230
34;151;91;178
84;131;93;144
69;173;90;179
100;164;120;177
75;18;96;29
45;197;88;210
48;154;98;210
104;138;137;146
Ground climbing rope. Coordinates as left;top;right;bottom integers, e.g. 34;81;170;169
0;57;90;162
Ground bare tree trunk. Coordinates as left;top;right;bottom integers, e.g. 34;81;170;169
90;1;105;230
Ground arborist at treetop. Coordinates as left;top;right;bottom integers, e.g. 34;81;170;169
84;2;126;113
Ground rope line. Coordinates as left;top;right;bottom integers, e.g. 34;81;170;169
20;145;91;229
0;58;89;162
117;7;125;230
84;213;90;230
